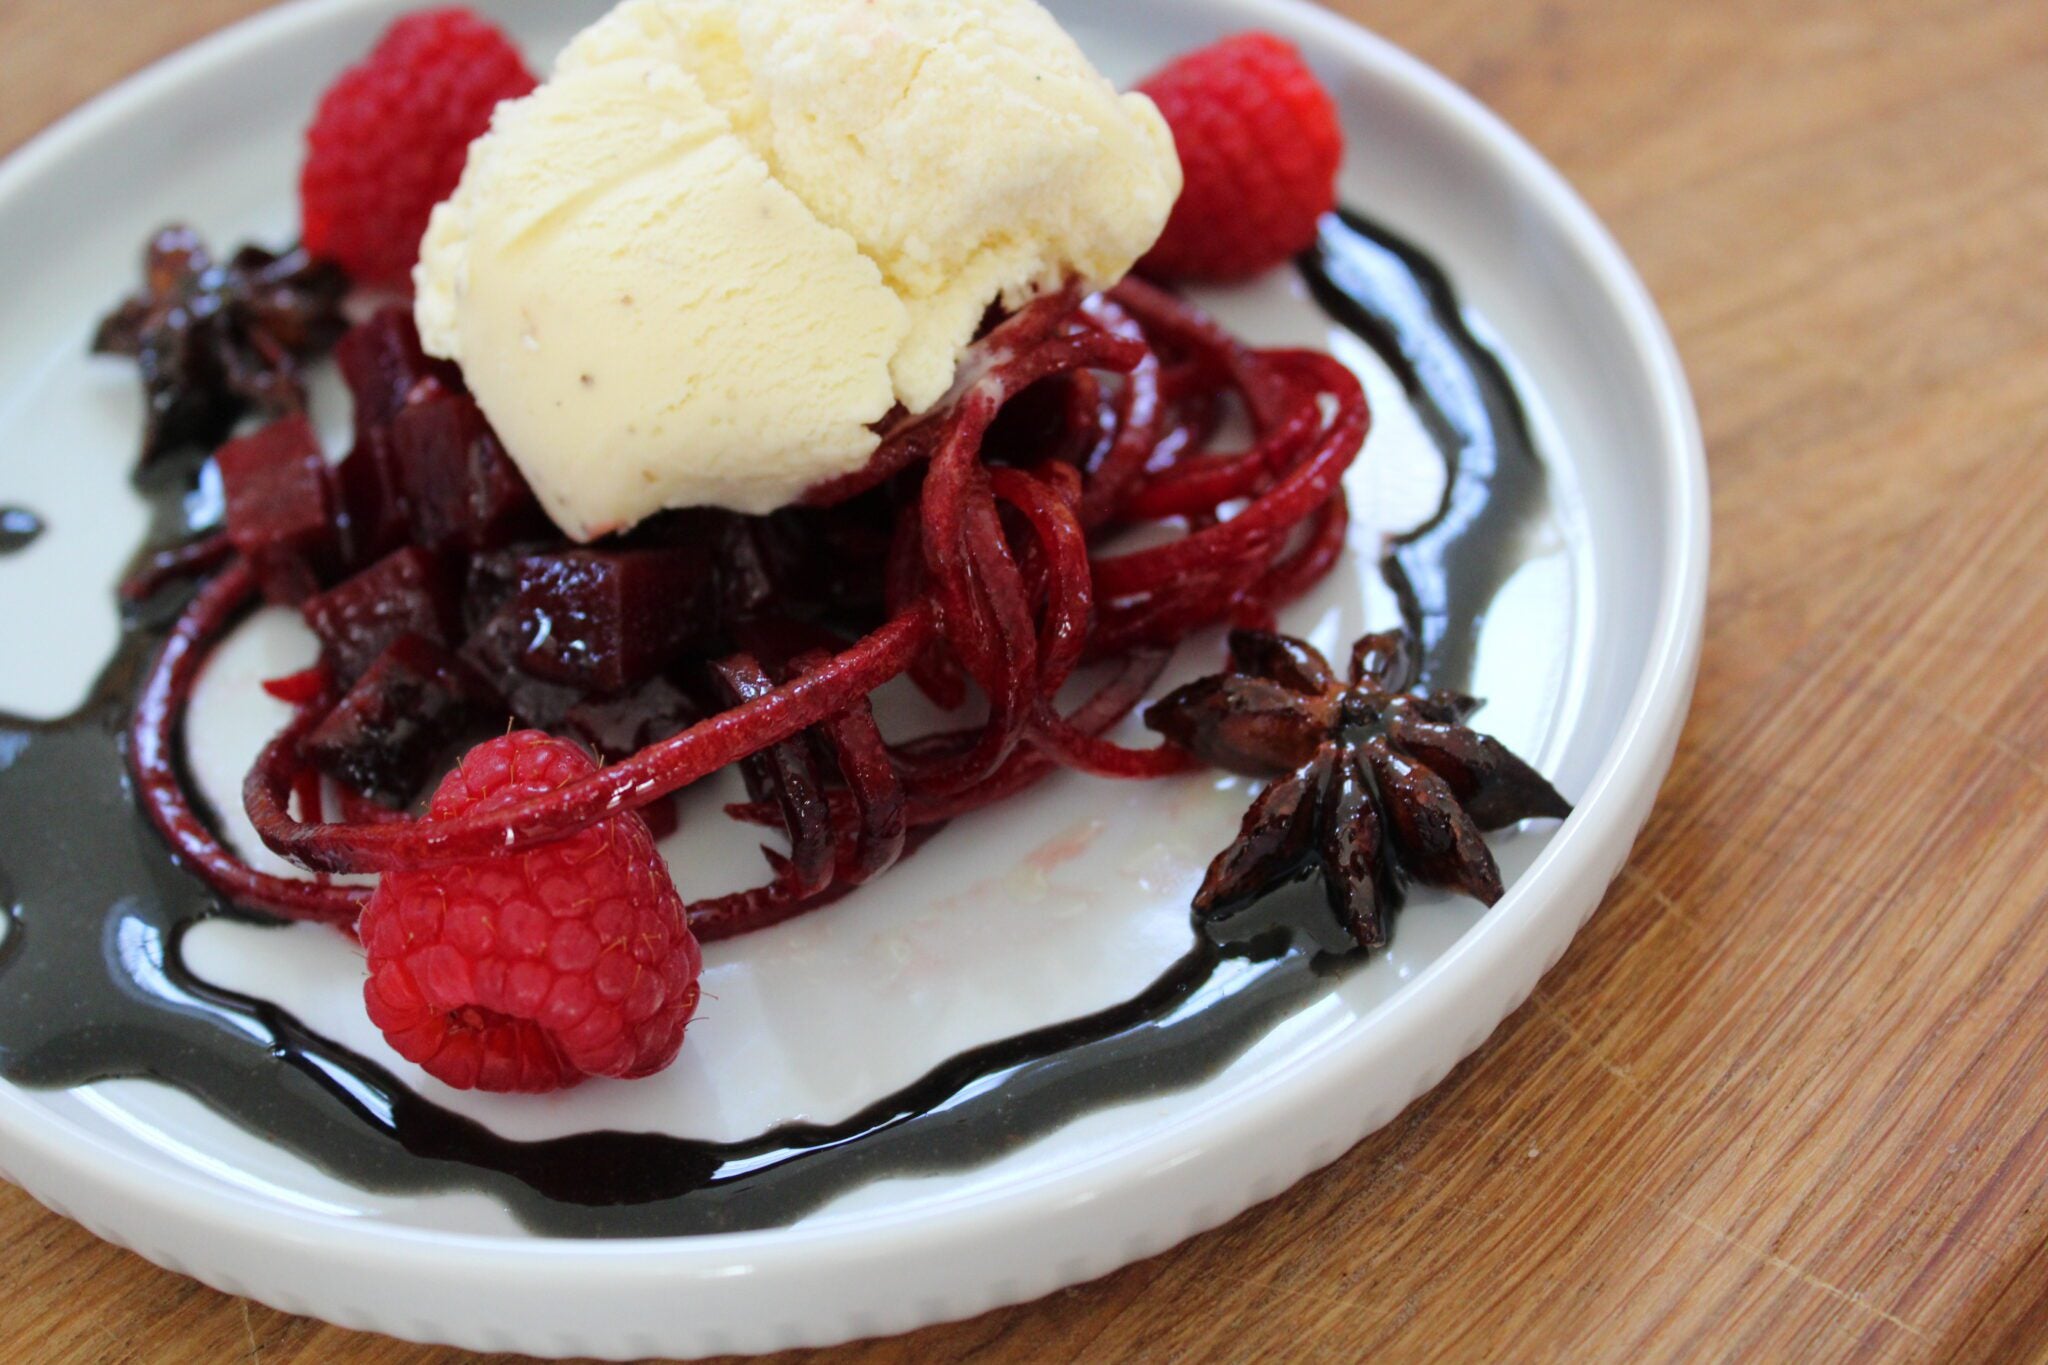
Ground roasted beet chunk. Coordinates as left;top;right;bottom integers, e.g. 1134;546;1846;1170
336;429;408;566
336;307;458;437
688;508;888;622
709;515;781;619
216;415;340;604
301;546;458;686
460;547;533;635
458;549;633;729
562;676;700;761
334;309;459;562
302;635;487;806
500;547;713;694
459;606;584;731
393;393;546;553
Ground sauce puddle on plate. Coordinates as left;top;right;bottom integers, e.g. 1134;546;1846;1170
0;506;44;554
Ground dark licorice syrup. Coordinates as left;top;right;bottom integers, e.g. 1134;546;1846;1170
0;506;44;554
0;211;1552;1237
1300;210;1552;690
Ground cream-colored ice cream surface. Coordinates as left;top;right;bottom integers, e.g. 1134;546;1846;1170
415;0;1182;540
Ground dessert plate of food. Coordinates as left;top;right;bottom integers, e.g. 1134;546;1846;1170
0;0;1705;1355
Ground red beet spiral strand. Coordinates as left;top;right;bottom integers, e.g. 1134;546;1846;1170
130;284;1369;940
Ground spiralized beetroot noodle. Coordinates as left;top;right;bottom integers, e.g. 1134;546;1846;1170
129;283;1370;941
130;559;364;924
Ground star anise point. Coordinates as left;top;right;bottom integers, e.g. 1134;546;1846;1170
94;225;350;464
1149;628;1571;953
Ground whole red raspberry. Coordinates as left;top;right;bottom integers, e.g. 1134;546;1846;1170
359;732;702;1093
300;8;537;290
1139;34;1345;283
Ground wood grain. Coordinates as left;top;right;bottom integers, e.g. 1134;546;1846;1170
4;0;2046;1360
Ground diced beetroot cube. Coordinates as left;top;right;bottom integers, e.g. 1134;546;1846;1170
459;606;584;730
503;547;713;694
462;548;530;635
562;676;700;761
302;635;487;807
335;308;459;439
216;415;340;604
662;510;884;623
393;394;547;553
334;310;461;566
301;546;458;686
336;430;408;567
712;516;780;620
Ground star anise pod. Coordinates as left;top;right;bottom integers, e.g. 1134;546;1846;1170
94;226;350;463
1145;628;1572;952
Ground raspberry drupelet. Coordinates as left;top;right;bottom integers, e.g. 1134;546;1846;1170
359;731;702;1092
1139;33;1345;282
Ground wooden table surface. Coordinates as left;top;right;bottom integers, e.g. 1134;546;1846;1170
4;0;2047;1360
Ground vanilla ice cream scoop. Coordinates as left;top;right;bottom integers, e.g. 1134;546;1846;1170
414;0;1181;539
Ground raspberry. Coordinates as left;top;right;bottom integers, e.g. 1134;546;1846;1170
300;8;536;290
359;732;702;1093
1138;34;1345;283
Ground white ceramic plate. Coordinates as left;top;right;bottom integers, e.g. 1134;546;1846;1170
0;0;1706;1356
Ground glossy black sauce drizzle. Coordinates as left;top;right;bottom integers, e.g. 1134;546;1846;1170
0;506;44;554
1300;210;1550;690
0;211;1551;1237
